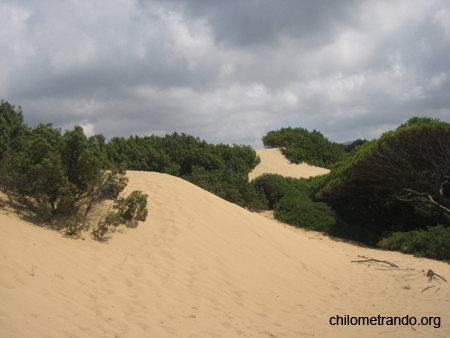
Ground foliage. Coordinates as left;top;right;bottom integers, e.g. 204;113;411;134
310;139;379;199
0;101;145;238
0;123;71;217
251;174;339;233
0;100;29;162
84;162;129;216
251;173;306;209
347;125;450;214
4;98;449;260
92;190;148;239
274;186;337;232
338;139;368;157
310;117;450;249
314;117;450;210
262;127;345;168
378;225;450;261
64;214;90;237
313;118;450;199
92;209;123;239
113;190;148;222
101;163;129;199
187;166;268;210
106;133;266;210
0;122;115;219
259;174;376;242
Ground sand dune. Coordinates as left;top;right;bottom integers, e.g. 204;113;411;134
249;148;330;180
1;171;450;337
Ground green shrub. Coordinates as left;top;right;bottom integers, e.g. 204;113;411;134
262;127;345;168
106;133;263;209
251;174;290;209
114;190;148;222
92;190;149;239
274;184;337;232
0;100;28;162
64;214;90;237
378;225;450;261
251;173;338;232
99;163;129;200
92;209;123;239
308;117;450;247
251;173;310;209
186;166;268;210
35;203;54;222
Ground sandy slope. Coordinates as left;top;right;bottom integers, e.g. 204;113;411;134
1;171;450;338
249;148;330;180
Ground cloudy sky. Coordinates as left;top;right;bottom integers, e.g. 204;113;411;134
2;0;450;148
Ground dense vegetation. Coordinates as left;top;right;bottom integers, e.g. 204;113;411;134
106;134;268;210
251;173;354;239
0;100;147;238
0;100;268;230
378;225;450;261
338;139;368;157
318;118;450;256
262;127;345;168
251;174;331;229
2;98;449;260
260;117;450;261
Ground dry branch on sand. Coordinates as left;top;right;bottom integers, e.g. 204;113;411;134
426;269;447;283
351;258;399;268
352;257;448;293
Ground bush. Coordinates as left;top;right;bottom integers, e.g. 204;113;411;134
64;214;90;237
268;179;333;231
106;133;264;209
275;189;337;232
251;173;309;209
262;127;345;168
309;117;450;247
92;190;149;239
0;122;113;219
251;173;340;233
378;225;450;261
0;102;145;239
186;166;268;211
0;100;28;162
92;209;122;239
114;190;148;222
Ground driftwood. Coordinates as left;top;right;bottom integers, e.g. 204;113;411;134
352;259;447;293
421;285;436;293
427;269;447;283
351;258;399;268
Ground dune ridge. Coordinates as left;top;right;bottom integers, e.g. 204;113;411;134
249;148;330;180
1;170;450;337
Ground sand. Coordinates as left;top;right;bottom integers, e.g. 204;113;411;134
1;169;450;337
249;148;330;180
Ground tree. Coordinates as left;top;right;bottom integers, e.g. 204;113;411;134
105;133;265;209
309;118;450;245
0;123;69;218
113;190;148;221
262;127;345;168
0;121;131;222
62;126;108;198
348;125;450;215
92;190;148;239
0;100;28;162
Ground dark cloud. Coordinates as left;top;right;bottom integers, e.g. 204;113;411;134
1;0;449;149
164;0;360;46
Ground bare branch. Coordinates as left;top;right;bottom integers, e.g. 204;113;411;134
351;259;399;268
